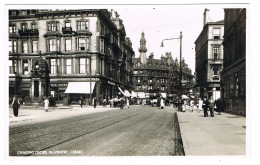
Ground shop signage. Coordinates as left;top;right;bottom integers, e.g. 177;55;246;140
51;84;67;87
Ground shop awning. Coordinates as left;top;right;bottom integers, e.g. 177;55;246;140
131;91;137;97
137;92;145;98
64;82;95;94
161;93;167;98
118;87;126;96
124;89;132;97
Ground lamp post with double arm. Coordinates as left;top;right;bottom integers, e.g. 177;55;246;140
161;31;183;111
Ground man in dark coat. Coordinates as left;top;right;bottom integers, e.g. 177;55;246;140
80;97;84;108
93;97;97;108
203;97;209;117
11;96;20;117
215;98;223;115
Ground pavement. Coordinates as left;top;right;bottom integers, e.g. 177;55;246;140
177;107;246;156
8;104;119;127
8;104;246;156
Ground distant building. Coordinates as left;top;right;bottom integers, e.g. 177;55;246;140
132;32;194;103
221;8;246;115
8;9;134;105
194;8;224;100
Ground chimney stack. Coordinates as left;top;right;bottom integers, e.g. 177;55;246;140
203;8;210;26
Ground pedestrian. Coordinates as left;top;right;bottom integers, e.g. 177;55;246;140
160;96;165;109
44;97;49;112
11;96;20;117
198;98;203;112
119;98;124;109
68;96;71;106
190;99;195;112
126;98;130;108
79;96;84;108
92;97;97;108
208;96;215;117
202;97;209;117
182;99;187;112
103;98;107;107
215;98;223;115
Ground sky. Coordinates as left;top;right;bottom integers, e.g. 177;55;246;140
113;4;227;73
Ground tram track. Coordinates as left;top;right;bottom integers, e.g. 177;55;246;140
9;109;147;156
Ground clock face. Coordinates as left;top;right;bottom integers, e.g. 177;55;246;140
96;32;100;36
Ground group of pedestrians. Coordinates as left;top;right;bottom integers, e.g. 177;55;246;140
10;96;50;117
191;96;222;117
180;96;223;117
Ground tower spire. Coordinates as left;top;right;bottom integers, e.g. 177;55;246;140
138;32;147;64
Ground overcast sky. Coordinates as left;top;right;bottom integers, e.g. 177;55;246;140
114;4;227;73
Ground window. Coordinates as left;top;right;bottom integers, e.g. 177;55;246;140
9;60;17;74
9;40;17;53
21;10;27;15
78;37;89;51
50;59;56;74
31;23;37;30
21;23;27;31
213;67;218;75
9;60;13;74
11;11;16;15
65;22;71;28
57;39;60;51
79;58;86;74
213;47;219;59
79;38;85;51
23;60;28;75
213;28;220;39
8;41;12;53
49;39;56;51
65;39;72;52
77;20;89;30
9;24;16;33
161;86;165;91
66;59;72;74
22;41;28;53
32;40;38;53
47;21;59;32
100;39;104;53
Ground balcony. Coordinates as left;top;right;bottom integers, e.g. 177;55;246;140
18;29;39;36
62;27;73;34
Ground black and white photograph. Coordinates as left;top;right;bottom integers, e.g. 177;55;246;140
1;1;259;165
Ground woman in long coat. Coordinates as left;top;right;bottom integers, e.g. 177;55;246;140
11;96;20;117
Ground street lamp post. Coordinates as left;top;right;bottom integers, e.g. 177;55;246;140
161;31;183;111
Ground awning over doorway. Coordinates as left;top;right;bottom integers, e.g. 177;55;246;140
64;82;96;94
